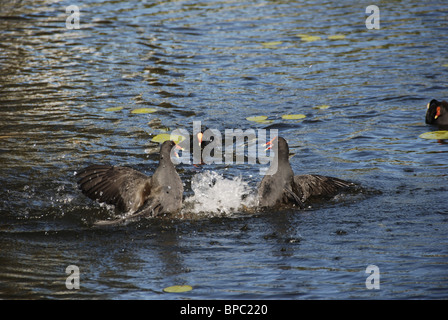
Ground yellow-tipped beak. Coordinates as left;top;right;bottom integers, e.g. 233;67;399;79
435;106;441;120
174;143;183;158
264;136;277;151
197;132;203;147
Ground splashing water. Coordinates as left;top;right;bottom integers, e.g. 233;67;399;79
183;170;257;217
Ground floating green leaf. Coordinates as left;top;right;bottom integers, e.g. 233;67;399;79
131;108;158;114
281;114;306;120
246;115;273;124
163;285;193;293
419;131;448;140
104;107;124;112
262;41;283;47
328;34;346;40
442;64;448;68
247;115;267;121
151;133;186;144
313;105;330;110
297;34;321;42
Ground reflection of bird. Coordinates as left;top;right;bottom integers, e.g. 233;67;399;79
77;140;183;226
257;137;353;209
426;99;448;126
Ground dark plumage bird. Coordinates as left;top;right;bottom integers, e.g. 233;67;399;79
193;131;213;165
257;137;352;209
176;130;212;165
426;99;448;126
77;140;183;226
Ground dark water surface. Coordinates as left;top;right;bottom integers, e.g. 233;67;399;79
1;0;448;299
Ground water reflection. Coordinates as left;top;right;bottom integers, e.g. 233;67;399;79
1;0;448;299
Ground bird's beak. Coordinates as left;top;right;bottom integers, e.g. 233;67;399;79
174;143;183;158
264;136;277;151
197;132;203;147
427;102;430;109
435;106;441;119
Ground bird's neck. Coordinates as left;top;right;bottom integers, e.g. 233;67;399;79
267;155;292;177
158;155;175;170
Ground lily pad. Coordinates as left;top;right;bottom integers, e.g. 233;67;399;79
419;131;448;140
246;115;273;124
298;34;321;42
281;114;306;120
104;107;124;112
262;41;283;47
151;133;186;144
442;64;448;68
328;34;346;40
131;108;158;114
163;285;193;293
313;105;330;110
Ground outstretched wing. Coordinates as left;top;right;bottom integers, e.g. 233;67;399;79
77;165;152;213
294;174;352;202
93;186;169;227
283;185;304;209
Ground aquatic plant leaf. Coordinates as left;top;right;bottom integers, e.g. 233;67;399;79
131;108;157;114
313;105;330;110
163;285;193;293
298;34;321;42
246;115;267;121
419;131;448;140
281;114;306;120
328;34;346;40
104;107;124;112
442;64;448;68
262;41;283;47
151;133;186;144
246;115;273;124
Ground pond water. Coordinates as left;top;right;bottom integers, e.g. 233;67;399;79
1;0;448;299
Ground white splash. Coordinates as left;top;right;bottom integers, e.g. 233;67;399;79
183;170;257;217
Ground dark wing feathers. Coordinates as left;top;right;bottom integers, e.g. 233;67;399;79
283;186;304;209
294;174;352;202
77;165;151;212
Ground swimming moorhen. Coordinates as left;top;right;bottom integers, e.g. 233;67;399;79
257;137;352;209
77;140;183;225
426;99;448;126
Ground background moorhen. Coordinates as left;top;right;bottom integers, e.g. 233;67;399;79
426;99;448;126
77;140;183;225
